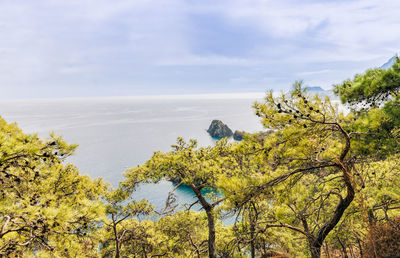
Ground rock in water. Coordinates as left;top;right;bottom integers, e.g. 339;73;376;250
207;120;233;138
233;130;245;141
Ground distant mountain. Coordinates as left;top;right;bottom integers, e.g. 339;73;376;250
302;86;337;99
305;86;325;92
381;53;399;69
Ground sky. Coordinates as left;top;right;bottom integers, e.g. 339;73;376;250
0;0;399;99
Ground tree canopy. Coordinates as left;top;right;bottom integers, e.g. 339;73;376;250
2;60;400;257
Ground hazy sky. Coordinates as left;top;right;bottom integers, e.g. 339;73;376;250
0;0;399;99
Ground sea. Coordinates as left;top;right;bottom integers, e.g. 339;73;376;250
0;93;266;213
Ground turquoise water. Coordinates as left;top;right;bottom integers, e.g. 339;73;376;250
0;95;264;212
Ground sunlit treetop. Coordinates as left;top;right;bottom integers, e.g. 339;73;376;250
334;57;400;109
123;137;241;188
333;59;400;157
252;81;352;170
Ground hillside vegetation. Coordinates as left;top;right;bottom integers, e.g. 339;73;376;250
1;58;400;257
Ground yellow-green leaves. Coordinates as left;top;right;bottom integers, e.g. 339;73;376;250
0;117;107;256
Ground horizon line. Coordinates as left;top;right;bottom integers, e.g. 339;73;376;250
0;92;270;102
0;88;334;102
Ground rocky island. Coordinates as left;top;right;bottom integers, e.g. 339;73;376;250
207;120;233;138
233;130;245;141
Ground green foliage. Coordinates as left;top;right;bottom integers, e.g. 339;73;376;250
333;58;400;156
222;81;359;257
3;59;400;257
124;137;239;188
100;183;153;257
155;210;209;256
0;117;107;256
334;57;400;107
100;217;154;257
123;137;244;257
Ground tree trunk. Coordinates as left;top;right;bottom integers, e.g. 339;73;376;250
190;185;217;258
309;168;354;258
249;201;258;258
112;216;120;258
309;127;354;258
250;220;256;258
310;241;322;258
206;208;217;258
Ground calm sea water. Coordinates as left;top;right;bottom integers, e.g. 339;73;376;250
0;95;265;212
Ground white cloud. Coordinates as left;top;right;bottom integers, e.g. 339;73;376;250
219;0;400;61
296;69;333;76
0;0;399;98
156;54;258;66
